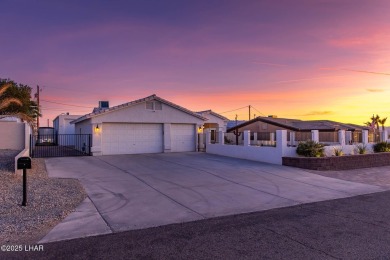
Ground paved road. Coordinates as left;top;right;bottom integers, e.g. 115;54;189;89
39;153;384;243
5;190;390;259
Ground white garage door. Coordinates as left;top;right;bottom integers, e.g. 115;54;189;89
171;124;196;152
102;123;163;155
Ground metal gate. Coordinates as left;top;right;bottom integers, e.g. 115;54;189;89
30;134;92;158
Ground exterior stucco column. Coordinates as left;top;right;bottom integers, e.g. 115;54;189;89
362;130;368;144
253;132;258;145
345;131;352;145
381;130;388;142
243;130;250;146
218;131;224;145
205;129;211;145
338;130;346;146
311;130;319;142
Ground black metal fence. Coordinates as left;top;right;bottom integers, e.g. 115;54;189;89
30;134;92;158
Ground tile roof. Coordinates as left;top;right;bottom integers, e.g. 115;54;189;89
71;94;207;124
227;116;369;132
195;110;230;121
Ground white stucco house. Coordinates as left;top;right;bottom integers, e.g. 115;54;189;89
53;114;83;135
71;94;208;155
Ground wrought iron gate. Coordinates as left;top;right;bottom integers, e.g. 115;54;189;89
30;134;92;158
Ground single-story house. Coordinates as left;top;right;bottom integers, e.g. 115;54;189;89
53;113;83;135
227;116;369;144
71;94;208;155
196;110;229;142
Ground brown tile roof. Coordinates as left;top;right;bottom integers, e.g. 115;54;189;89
227;116;369;132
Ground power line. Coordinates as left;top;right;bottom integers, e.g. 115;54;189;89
40;99;94;108
251;106;265;116
218;106;248;114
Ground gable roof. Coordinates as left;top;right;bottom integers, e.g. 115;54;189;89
196;110;229;121
227;116;369;132
71;94;207;124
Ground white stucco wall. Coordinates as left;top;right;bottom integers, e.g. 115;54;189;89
75;101;204;155
0;121;26;150
53;115;82;135
206;130;292;165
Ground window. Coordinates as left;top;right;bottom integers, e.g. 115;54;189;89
146;101;162;111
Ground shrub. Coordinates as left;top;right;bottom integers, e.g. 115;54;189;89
333;148;343;156
356;144;367;154
373;142;390;153
296;140;325;157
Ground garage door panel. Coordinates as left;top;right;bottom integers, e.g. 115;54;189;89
102;123;163;155
171;124;195;152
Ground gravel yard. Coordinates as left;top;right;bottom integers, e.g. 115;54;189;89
0;150;86;245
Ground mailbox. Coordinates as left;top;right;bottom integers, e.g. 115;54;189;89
17;157;32;170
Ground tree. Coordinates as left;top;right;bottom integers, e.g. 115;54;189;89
0;83;22;110
378;117;387;131
0;79;40;126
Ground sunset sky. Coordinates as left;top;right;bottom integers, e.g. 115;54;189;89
1;0;389;126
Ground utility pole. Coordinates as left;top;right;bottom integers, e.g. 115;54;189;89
35;85;40;129
249;105;251;120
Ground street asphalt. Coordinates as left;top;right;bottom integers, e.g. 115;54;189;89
4;189;390;259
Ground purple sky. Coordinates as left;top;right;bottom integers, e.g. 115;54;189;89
1;0;389;125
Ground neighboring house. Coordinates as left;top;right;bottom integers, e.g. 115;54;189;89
53;114;83;135
227;116;369;144
227;120;247;130
196;110;229;143
53;114;83;146
71;94;207;155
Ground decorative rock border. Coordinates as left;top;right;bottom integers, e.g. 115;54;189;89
282;152;390;171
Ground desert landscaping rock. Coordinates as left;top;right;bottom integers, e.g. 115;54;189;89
0;150;86;244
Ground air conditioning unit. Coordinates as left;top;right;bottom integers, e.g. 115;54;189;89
99;101;109;109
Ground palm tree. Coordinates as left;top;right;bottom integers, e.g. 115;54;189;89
378;117;388;131
0;83;22;111
370;114;380;132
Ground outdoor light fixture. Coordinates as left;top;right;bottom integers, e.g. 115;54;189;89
95;124;100;132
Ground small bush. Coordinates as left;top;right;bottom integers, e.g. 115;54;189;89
296;140;325;157
333;148;343;156
356;144;367;154
373;142;390;153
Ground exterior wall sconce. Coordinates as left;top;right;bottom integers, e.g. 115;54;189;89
95;124;100;132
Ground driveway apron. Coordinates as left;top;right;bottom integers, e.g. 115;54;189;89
40;153;385;243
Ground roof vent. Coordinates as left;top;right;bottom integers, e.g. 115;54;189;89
99;101;109;109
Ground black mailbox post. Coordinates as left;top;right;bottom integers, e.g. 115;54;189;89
17;157;31;206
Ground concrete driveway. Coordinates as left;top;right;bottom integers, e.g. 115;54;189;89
40;153;385;243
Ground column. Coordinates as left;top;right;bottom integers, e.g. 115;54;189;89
311;130;319;142
362;130;368;144
218;131;224;145
243;130;250;146
338;130;346;146
345;131;352;145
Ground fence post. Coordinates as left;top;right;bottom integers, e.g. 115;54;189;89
338;130;346;146
380;130;388;142
311;130;319;142
205;129;211;145
243;130;250;146
218;131;224;145
362;130;368;144
345;131;352;144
